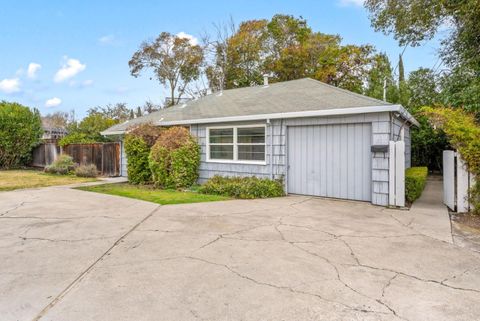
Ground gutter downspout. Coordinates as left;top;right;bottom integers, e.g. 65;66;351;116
267;119;273;179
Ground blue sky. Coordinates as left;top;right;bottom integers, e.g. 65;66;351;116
0;0;443;118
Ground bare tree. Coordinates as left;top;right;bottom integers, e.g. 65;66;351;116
41;110;75;129
202;17;236;92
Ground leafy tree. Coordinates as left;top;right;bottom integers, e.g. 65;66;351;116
398;54;409;106
365;0;480;115
365;53;398;102
129;32;204;106
407;68;439;111
328;44;375;94
225;20;269;88
217;14;380;93
0;101;42;168
88;103;133;122
406;68;448;170
59;113;117;146
439;66;480;117
424;106;480;213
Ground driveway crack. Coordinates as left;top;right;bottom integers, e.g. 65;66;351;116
31;205;161;321
183;255;389;316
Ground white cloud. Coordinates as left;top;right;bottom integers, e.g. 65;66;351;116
0;78;21;94
338;0;364;6
176;32;199;46
98;34;115;45
54;57;86;83
69;79;94;88
45;97;62;107
27;63;42;79
82;79;94;86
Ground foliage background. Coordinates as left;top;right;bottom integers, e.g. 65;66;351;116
0;101;42;168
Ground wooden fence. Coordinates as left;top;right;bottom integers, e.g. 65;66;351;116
32;143;60;168
32;142;120;177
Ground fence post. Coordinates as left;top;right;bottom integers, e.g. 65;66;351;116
389;141;396;206
443;151;456;210
457;155;470;213
389;141;405;207
395;141;405;207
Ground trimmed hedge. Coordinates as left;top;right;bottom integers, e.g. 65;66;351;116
405;167;428;203
199;176;285;199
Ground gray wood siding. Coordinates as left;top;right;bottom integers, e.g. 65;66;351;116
191;112;398;206
287;123;372;201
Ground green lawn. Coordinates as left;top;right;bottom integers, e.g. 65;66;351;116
0;170;97;191
76;183;230;205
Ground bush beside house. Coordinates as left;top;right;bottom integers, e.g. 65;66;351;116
124;124;163;184
149;127;200;189
199;176;285;199
405;167;428;203
0;101;42;169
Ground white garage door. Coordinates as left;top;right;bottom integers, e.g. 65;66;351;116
287;123;372;201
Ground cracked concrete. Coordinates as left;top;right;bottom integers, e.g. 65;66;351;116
1;181;480;321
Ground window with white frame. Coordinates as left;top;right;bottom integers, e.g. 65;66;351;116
207;125;266;163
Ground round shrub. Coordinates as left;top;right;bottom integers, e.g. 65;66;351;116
124;123;162;184
149;127;200;188
45;155;75;175
75;164;98;177
0;101;42;168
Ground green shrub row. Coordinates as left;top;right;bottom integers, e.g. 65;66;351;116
199;175;285;199
124;125;200;189
405;166;428;203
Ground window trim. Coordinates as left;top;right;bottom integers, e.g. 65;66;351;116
206;124;267;165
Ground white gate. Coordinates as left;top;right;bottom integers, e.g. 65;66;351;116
389;141;405;207
443;150;475;212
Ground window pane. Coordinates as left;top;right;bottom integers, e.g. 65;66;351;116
210;145;234;160
237;127;265;144
209;128;233;144
238;145;265;161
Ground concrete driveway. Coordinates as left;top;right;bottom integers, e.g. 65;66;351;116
1;182;480;321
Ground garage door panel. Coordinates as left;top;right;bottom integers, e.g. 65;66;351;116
287;123;372;201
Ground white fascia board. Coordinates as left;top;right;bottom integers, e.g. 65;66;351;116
101;130;125;136
156;105;402;126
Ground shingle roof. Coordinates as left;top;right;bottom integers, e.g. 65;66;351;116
103;78;393;135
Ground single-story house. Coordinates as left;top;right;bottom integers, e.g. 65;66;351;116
102;78;418;206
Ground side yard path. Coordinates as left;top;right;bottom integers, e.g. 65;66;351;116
388;176;453;244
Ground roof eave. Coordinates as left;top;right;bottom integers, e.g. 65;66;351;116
155;105;404;126
101;104;419;135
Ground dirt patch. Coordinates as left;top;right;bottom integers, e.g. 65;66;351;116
451;212;480;230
